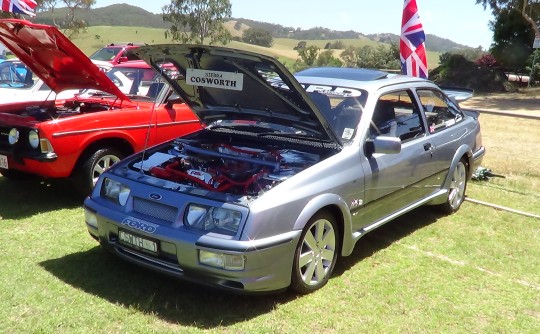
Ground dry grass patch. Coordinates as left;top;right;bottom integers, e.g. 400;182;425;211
478;113;540;176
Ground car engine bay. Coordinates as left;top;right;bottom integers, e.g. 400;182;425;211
131;136;329;198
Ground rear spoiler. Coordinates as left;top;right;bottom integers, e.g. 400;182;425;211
440;86;474;102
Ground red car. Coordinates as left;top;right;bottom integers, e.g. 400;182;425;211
0;19;201;194
89;42;142;65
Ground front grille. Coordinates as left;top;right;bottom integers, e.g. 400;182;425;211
133;197;178;223
0;125;35;152
0;125;13;149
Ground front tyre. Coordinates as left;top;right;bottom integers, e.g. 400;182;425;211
438;159;468;214
290;211;339;294
75;148;123;195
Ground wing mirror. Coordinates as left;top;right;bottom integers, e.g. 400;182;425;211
166;97;184;109
365;136;402;156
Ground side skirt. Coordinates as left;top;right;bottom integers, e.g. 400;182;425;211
351;189;448;242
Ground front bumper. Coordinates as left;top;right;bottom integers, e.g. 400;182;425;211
0;150;72;178
84;199;302;293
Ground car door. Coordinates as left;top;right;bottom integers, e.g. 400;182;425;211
414;88;467;185
355;88;435;229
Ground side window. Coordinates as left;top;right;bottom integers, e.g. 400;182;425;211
0;66;9;80
370;90;424;142
417;89;463;133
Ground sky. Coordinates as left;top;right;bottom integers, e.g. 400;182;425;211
93;0;495;49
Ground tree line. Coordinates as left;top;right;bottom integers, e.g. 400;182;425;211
2;0;538;88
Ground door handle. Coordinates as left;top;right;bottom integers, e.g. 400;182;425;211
424;143;433;151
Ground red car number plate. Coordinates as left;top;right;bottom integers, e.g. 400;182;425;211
0;155;8;169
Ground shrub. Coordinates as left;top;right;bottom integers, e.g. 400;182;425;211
429;54;510;93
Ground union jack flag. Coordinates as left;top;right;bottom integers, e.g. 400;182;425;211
1;0;37;17
400;0;428;78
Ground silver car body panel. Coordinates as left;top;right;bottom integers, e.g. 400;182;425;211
84;48;485;293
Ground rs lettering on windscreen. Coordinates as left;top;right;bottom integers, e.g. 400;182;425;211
186;68;244;91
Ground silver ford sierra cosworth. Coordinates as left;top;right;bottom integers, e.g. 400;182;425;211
83;45;485;294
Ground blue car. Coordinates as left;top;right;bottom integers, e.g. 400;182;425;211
0;59;30;88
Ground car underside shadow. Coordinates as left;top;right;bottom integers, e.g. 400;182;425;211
333;206;441;276
39;246;298;328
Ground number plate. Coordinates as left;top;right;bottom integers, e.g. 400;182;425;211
0;155;8;169
118;229;159;255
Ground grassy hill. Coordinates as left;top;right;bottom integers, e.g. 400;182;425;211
43;4;441;68
35;4;169;29
72;26;441;68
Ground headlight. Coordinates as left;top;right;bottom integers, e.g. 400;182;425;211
102;178;130;206
8;128;19;145
28;130;40;149
185;204;241;234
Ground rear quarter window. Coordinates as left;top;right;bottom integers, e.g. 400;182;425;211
416;89;463;133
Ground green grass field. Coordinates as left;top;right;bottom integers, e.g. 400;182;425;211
0;106;539;332
72;26;441;69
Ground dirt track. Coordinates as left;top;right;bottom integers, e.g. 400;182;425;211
460;89;540;118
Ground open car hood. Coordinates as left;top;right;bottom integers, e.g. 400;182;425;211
0;19;127;99
134;44;340;144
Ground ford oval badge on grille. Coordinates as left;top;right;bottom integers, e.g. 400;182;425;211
149;193;162;201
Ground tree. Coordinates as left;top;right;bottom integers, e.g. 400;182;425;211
162;0;232;45
297;45;320;66
293;45;343;72
430;53;509;93
293;41;307;50
490;9;535;70
242;27;273;47
37;0;58;26
339;44;400;70
36;0;95;38
476;0;540;37
315;49;342;67
61;0;95;38
341;46;361;68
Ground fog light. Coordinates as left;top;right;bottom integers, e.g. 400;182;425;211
84;208;98;229
199;250;245;271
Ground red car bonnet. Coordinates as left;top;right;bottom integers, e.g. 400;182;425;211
0;19;128;101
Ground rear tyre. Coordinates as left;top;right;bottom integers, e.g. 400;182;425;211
74;148;123;195
290;210;339;294
438;159;468;214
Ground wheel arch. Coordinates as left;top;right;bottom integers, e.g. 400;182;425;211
71;137;134;176
443;145;473;190
292;194;353;257
429;145;472;206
